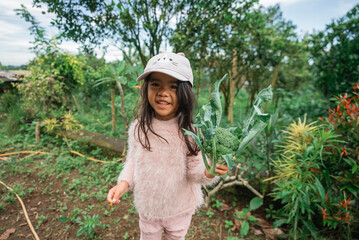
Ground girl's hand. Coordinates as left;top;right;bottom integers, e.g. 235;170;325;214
205;163;229;178
107;181;129;205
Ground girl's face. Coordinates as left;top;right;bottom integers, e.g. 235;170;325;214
148;72;179;120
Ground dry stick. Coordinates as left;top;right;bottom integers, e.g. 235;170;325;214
0;147;14;153
0;180;40;240
17;150;42;162
70;150;123;163
0;151;50;157
204;164;263;207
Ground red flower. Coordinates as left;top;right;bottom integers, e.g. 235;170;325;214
321;208;328;220
338;196;351;208
310;168;322;174
341;146;348;157
319;117;324;121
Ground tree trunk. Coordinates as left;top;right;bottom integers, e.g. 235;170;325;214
116;81;129;130
196;67;200;100
72;94;80;112
111;88;116;132
58;130;125;153
228;50;238;123
35;121;40;144
264;64;280;111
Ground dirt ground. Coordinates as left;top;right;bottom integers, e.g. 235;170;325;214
0;152;283;240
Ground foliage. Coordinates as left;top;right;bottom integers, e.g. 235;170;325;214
17;66;65;116
0;92;25;136
269;117;340;239
270;81;359;239
31;0;188;65
310;4;359;98
275;85;328;123
42;112;83;134
184;75;272;175
234;197;263;237
76;214;106;238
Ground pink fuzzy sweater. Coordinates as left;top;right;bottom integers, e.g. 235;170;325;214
117;116;219;221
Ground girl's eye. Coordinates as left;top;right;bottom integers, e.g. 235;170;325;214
171;85;178;89
151;82;160;87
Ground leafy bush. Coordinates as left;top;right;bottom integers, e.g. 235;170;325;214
270;82;359;239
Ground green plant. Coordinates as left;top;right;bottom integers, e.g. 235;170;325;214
224;220;234;233
184;75;273;175
76;214;105;239
234;197;263;237
269;115;347;239
206;210;215;218
37;214;46;226
123;231;130;239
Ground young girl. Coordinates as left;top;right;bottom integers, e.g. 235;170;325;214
107;52;228;240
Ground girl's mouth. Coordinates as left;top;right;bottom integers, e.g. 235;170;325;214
156;100;171;109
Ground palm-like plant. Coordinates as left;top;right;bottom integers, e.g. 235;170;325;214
94;60;141;132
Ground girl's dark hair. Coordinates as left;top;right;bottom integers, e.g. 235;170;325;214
135;75;200;156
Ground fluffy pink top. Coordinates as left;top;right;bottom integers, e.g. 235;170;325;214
117;116;219;220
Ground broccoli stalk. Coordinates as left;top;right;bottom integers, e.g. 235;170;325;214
184;75;273;176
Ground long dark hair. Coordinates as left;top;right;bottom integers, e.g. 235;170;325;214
135;75;199;156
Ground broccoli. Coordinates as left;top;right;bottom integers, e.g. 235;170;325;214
184;75;272;176
204;127;239;158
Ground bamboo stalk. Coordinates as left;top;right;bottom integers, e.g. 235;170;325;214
0;180;40;240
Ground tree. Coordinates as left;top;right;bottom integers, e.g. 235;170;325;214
32;0;186;65
94;61;141;131
170;0;258;118
310;4;359;97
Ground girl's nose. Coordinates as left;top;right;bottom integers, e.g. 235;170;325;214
157;87;169;97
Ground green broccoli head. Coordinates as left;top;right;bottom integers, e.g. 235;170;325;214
205;127;239;157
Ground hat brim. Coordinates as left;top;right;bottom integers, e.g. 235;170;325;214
136;69;189;84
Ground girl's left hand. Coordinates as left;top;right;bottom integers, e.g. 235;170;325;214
205;164;229;178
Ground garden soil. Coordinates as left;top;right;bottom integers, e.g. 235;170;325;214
0;152;282;240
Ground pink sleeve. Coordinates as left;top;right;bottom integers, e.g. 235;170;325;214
186;152;220;186
117;121;137;189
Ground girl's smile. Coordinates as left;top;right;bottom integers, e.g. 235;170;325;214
148;72;179;120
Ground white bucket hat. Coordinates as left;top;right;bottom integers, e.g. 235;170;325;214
136;52;194;87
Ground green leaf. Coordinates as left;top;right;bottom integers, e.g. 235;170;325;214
315;178;325;201
208;74;227;127
273;218;288;228
58;216;69;222
248;215;258;222
240;221;250;237
250;197;263;211
222;154;236;171
183;128;210;172
236;121;267;155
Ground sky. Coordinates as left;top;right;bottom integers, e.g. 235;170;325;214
0;0;357;66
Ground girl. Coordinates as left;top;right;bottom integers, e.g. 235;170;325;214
107;52;228;240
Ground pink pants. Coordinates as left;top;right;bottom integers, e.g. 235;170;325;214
139;212;193;240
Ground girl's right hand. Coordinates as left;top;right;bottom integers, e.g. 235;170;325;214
107;181;129;205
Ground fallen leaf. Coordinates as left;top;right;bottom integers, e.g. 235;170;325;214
0;228;16;240
262;227;284;240
219;203;230;212
256;217;271;228
251;226;263;236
